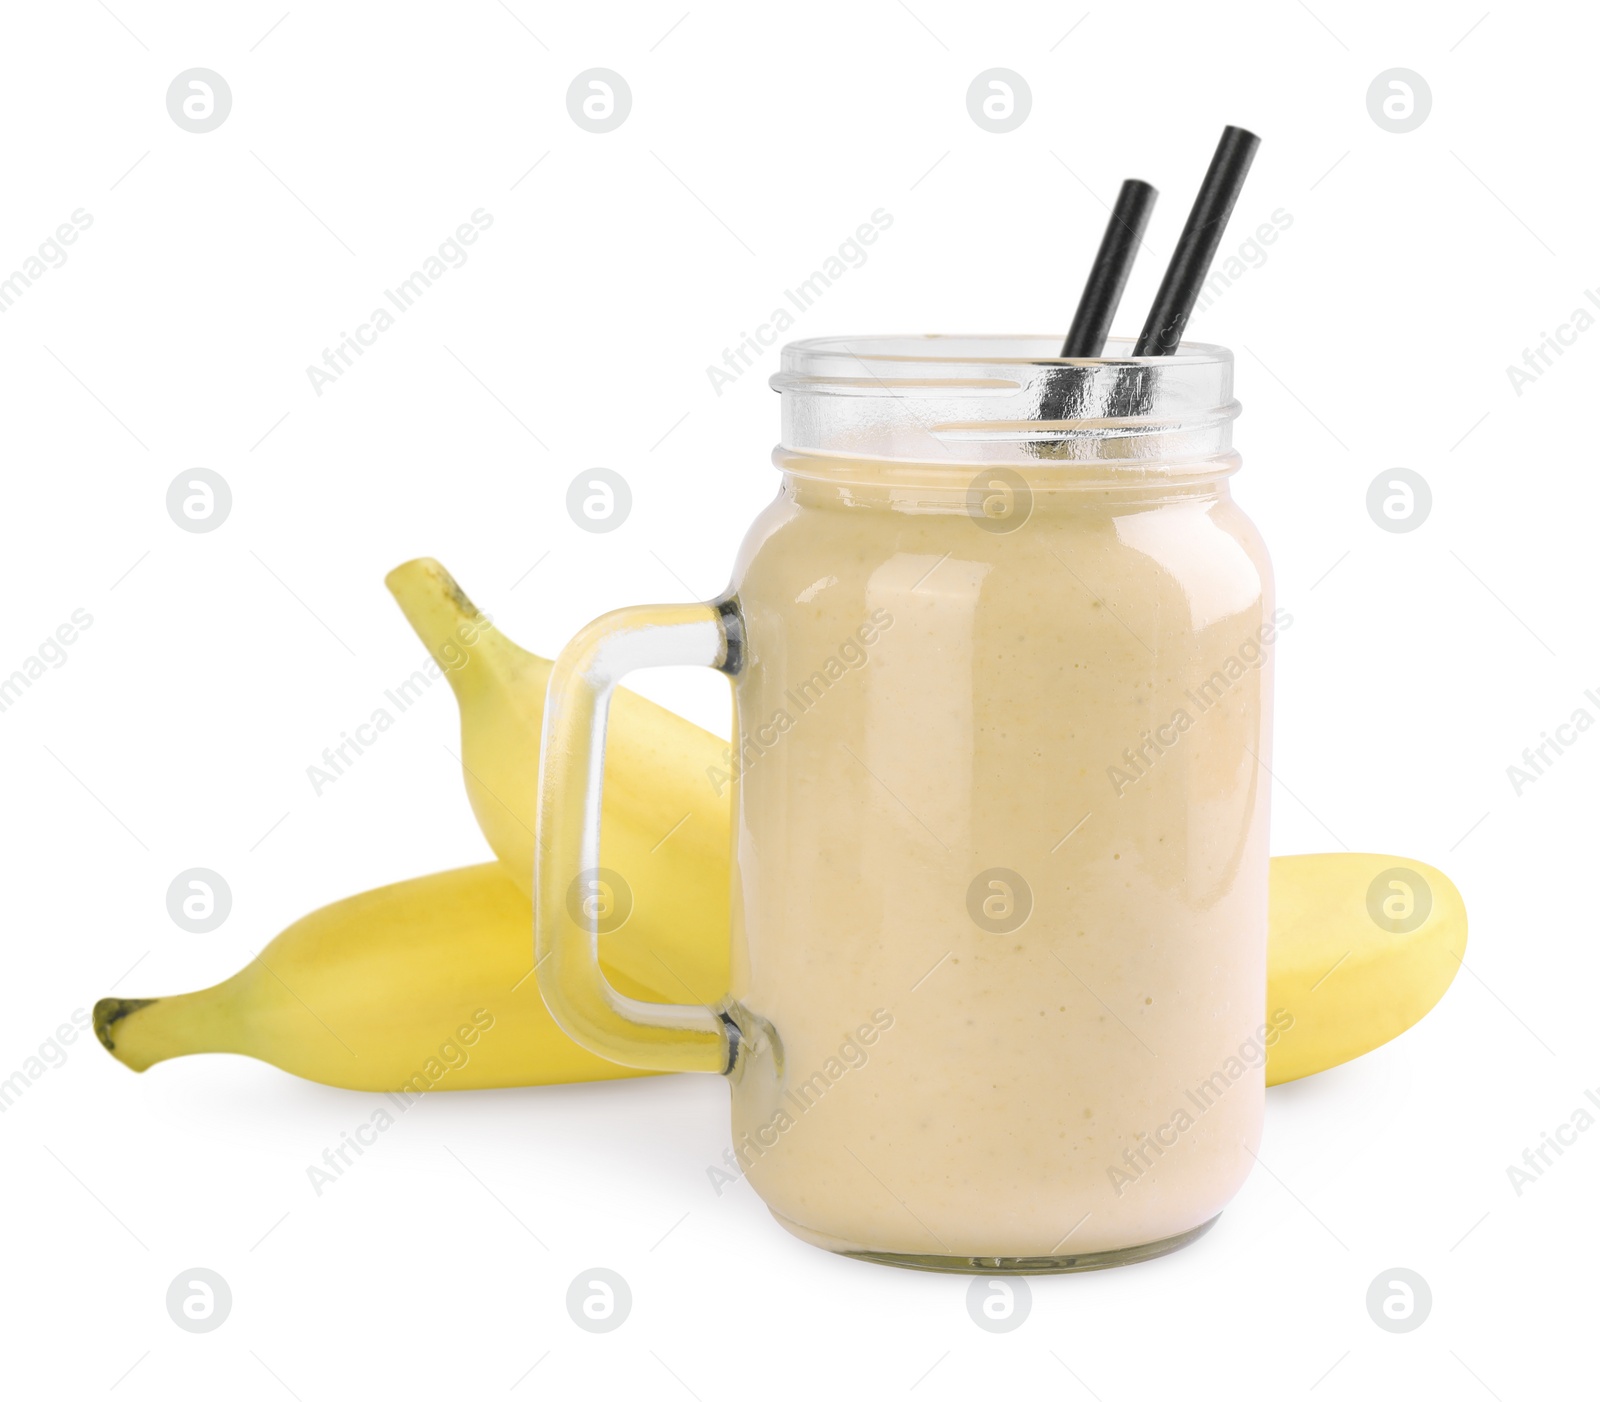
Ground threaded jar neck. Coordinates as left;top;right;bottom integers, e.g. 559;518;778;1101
770;335;1239;476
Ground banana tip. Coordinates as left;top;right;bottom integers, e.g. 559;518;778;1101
385;557;463;604
93;997;155;1070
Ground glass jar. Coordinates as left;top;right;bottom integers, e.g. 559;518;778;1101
537;335;1278;1272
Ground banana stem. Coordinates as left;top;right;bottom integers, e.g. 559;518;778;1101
93;989;242;1072
385;557;533;703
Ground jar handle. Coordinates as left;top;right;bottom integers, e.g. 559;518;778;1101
535;599;742;1075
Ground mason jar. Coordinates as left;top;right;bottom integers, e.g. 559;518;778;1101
537;335;1280;1272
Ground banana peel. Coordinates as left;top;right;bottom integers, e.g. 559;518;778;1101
94;864;653;1092
95;852;1464;1091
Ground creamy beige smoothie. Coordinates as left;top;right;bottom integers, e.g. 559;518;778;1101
720;455;1277;1262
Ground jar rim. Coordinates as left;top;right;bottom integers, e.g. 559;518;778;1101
771;333;1231;381
770;335;1238;468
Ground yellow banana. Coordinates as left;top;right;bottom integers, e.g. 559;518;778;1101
93;864;655;1092
394;558;1468;1089
91;852;1464;1092
385;557;732;1008
1266;852;1466;1086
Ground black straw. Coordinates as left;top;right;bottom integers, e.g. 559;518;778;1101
1060;179;1158;358
1134;126;1260;356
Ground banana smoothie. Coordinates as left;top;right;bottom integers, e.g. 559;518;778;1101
706;339;1276;1264
534;335;1277;1268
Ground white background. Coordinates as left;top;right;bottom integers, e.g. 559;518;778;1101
2;0;1594;1397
